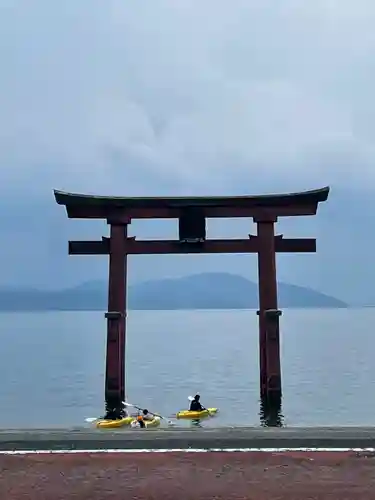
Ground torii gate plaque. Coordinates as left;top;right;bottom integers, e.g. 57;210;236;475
54;187;329;419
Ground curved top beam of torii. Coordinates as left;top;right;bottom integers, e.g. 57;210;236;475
53;187;329;220
54;186;329;209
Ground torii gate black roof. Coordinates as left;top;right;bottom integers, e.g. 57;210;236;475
54;186;329;211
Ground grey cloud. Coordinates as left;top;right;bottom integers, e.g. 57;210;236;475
0;0;375;197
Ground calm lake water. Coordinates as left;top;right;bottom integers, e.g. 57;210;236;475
0;309;374;429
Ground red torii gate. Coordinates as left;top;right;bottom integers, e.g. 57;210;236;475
54;187;329;419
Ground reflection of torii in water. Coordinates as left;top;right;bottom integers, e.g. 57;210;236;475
54;186;329;422
259;396;284;428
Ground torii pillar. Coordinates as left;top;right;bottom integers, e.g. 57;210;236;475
256;215;282;403
104;220;129;419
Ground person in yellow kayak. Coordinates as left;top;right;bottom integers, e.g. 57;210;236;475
130;409;153;428
141;409;153;421
131;415;146;428
189;394;206;412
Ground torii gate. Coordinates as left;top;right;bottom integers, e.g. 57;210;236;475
54;187;329;419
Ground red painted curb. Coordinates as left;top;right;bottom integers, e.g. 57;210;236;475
1;450;374;499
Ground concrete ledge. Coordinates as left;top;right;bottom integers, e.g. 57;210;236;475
0;427;375;451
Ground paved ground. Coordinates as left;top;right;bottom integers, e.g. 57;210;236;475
1;426;375;451
1;450;375;499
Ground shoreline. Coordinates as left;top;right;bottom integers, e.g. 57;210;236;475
1;426;375;451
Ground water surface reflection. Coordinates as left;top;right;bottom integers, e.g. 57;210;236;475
259;396;284;427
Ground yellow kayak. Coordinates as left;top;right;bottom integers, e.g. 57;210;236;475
144;416;161;428
95;416;133;429
176;408;218;420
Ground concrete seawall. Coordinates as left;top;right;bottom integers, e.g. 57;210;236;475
1;426;375;451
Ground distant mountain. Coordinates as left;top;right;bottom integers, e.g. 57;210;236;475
0;273;347;311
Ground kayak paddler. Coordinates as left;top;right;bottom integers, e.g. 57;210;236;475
130;409;153;428
189;394;206;412
131;415;146;428
141;409;153;421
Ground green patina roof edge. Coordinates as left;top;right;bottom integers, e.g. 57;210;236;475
54;186;329;208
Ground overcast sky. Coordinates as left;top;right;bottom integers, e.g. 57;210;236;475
0;1;374;301
1;0;375;198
